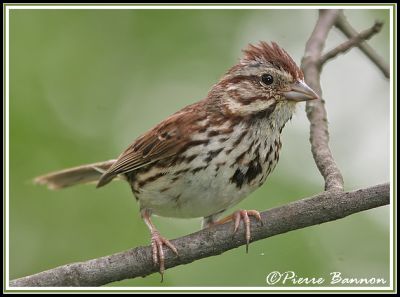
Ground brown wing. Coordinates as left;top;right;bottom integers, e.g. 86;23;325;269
97;101;207;187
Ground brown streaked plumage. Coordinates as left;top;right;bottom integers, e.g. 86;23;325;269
96;102;209;187
34;41;318;278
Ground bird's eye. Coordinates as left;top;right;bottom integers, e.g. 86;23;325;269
261;74;274;85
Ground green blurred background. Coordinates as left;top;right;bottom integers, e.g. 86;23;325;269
9;8;391;287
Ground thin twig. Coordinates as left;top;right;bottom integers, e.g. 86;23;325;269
301;9;345;191
335;11;390;78
320;20;383;65
9;183;389;287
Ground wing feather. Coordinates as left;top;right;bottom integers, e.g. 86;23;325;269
97;102;208;187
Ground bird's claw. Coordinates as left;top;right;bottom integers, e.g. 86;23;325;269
150;230;178;281
231;210;263;253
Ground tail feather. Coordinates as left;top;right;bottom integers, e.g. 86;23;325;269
34;160;117;190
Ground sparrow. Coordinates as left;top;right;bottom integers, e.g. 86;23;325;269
35;41;318;277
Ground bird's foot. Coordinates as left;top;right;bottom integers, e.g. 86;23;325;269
150;230;178;281
216;209;263;253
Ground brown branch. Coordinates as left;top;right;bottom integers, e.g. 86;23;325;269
301;9;345;191
9;183;390;287
335;11;390;78
320;20;383;66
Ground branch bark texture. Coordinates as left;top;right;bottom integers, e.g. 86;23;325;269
301;9;345;191
10;183;390;287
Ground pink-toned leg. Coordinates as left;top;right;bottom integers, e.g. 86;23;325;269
142;209;178;281
215;209;263;253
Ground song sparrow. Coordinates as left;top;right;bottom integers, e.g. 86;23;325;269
35;41;318;276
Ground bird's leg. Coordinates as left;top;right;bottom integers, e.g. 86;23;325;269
141;209;178;280
201;210;226;229
207;210;263;253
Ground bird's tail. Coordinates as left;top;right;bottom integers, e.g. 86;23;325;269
34;159;117;190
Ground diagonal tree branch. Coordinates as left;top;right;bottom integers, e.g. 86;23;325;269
301;9;345;191
10;183;390;287
335;11;390;78
320;20;383;65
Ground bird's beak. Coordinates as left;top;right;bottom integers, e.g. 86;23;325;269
283;80;319;102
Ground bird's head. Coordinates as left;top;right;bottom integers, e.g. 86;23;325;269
210;41;319;117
